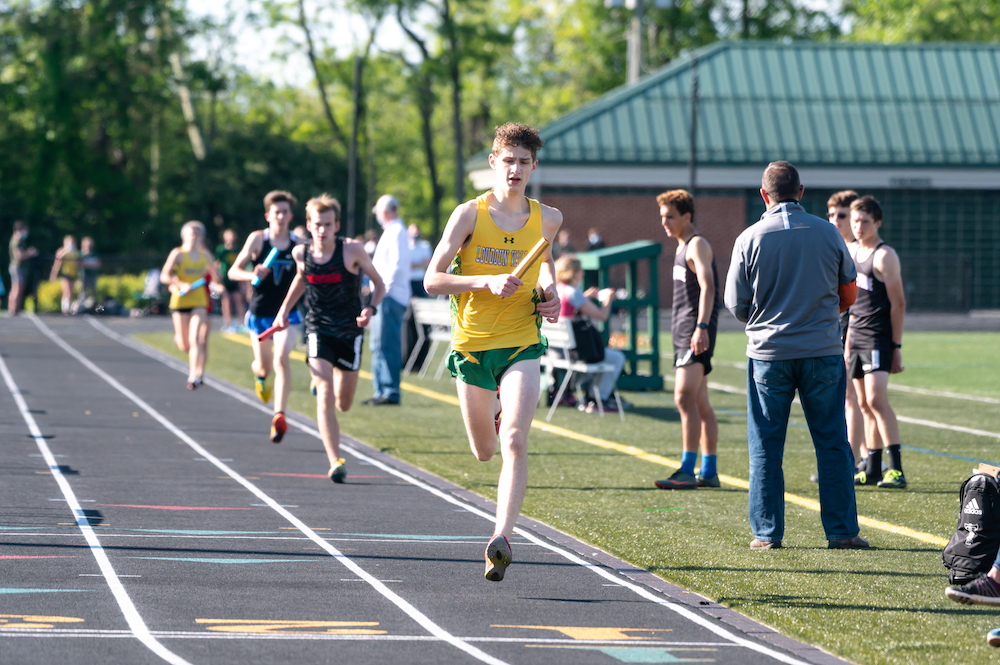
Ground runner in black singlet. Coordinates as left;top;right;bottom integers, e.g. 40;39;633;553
274;194;385;484
846;196;907;490
228;190;304;443
654;189;721;491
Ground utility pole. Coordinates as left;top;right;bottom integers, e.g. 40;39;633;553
607;0;672;84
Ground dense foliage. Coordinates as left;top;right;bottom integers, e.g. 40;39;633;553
0;0;990;260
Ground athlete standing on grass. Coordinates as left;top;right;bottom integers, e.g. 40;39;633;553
228;191;303;444
847;195;907;489
826;190;875;472
273;194;384;484
424;122;562;582
161;221;221;390
654;189;720;491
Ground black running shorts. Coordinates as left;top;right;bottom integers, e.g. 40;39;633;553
306;332;363;372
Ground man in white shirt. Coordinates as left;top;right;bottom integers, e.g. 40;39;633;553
365;195;411;405
408;223;433;298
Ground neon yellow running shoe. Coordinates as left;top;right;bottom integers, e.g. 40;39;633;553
255;375;271;403
328;459;347;484
877;468;907;489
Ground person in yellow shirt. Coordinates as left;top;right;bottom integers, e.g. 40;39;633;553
425;123;562;582
49;235;79;314
160;221;220;389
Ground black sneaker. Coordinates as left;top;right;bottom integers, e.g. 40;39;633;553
946;576;1000;606
654;470;697;490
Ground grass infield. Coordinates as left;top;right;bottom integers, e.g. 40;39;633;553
136;327;1000;665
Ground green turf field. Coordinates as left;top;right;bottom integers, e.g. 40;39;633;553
137;327;1000;665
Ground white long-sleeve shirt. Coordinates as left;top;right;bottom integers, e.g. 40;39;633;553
373;218;412;307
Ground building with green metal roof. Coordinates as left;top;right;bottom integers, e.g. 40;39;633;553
470;41;1000;310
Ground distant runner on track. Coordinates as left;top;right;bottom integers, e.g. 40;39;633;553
424;122;562;581
160;221;220;390
274;194;384;484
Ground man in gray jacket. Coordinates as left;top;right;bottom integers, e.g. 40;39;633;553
724;161;868;550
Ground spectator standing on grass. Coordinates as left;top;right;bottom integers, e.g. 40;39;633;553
847;195;907;489
586;227;606;251
364;194;410;406
653;189;720;491
216;229;246;333
554;254;627;414
825;191;875;473
552;229;575;260
8;221;38;316
408;223;432;298
724;161;868;550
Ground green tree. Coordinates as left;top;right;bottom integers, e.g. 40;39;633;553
846;0;1000;42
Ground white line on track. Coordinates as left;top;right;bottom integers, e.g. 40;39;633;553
86;317;817;665
0;341;194;665
30;316;510;665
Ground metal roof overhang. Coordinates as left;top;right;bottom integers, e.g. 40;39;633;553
469;164;1000;191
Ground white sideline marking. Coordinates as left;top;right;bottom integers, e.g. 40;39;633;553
88;319;816;664
33;316;509;665
665;375;1000;440
707;359;1000;404
0;346;193;665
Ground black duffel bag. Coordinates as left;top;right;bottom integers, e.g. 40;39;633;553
570;318;605;364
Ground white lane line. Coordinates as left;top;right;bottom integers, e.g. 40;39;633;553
0;346;193;665
89;320;815;664
665;375;1000;440
691;358;1000;404
37;316;508;665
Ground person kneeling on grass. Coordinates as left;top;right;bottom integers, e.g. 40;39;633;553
946;551;1000;647
553;254;628;413
273;194;384;484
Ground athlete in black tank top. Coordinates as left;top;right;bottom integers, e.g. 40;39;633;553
249;230;300;318
849;241;892;349
671;237;720;359
304;238;363;338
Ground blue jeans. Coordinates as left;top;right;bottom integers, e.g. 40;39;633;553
370;297;406;401
746;355;859;542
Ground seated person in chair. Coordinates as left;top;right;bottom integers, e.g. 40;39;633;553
553;255;627;413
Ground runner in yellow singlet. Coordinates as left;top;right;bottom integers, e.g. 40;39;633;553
49;235;80;314
425;123;563;582
160;221;221;390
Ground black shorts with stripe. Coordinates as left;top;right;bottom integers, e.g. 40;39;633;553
306;332;363;372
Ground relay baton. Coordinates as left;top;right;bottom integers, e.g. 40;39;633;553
251;247;280;287
179;277;206;295
257;323;284;342
512;238;550;280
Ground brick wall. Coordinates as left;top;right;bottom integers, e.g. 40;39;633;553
540;191;747;307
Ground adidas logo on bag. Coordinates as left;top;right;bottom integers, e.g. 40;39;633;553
964;498;984;515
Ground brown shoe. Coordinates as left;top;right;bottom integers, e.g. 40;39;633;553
750;539;782;550
828;535;870;549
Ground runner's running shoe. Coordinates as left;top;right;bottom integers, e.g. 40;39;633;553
696;474;720;488
854;470;879;486
270;412;287;444
328;459;347;484
877;468;906;489
484;534;512;582
654;470;698;490
946;576;1000;606
255;375;271;403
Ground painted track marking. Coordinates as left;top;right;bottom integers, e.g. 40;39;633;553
0;345;193;665
27;316;511;665
90;319;818;665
